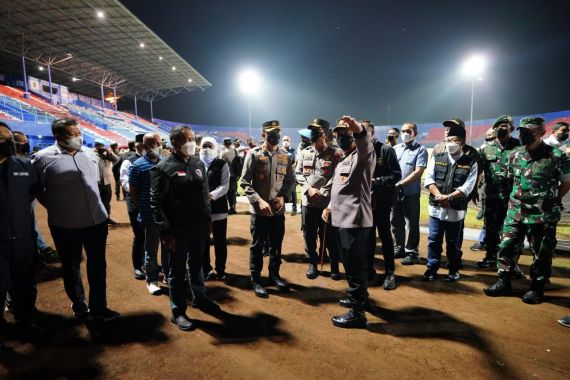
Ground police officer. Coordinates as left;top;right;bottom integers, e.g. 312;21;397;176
282;135;298;215
477;116;520;268
151;125;218;331
0;122;40;328
323;116;375;329
363;121;402;289
484;117;570;304
295;118;342;280
241;120;295;298
221;137;240;214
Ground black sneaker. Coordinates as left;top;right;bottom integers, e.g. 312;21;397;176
558;315;570;328
423;269;437;281
88;308;120;322
394;247;406;259
171;314;194;331
331;310;368;329
330;271;342;281
477;257;496;269
470;242;486;251
133;268;146;280
383;272;396;290
445;272;461;282
72;302;89;319
401;255;421;265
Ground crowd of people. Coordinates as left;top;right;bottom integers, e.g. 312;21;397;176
1;113;569;343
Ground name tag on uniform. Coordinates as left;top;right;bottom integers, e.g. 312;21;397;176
176;170;186;176
277;165;287;175
277;153;288;164
322;161;332;167
13;172;29;176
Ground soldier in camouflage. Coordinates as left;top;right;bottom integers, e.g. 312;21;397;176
476;115;520;268
484;117;570;304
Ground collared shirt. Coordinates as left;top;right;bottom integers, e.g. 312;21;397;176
295;145;342;208
33;143;108;229
129;154;159;223
424;152;478;222
394;141;428;196
95;150;118;186
543;135;567;154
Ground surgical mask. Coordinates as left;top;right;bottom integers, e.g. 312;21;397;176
147;146;163;158
338;135;355;151
0;140;16;156
445;142;461;155
402;133;414;143
519;130;535;146
15;142;30;155
496;128;509;139
181;141;196;156
387;135;396;142
59;136;83;151
266;133;280;146
199;148;217;165
283;140;291;148
557;132;569;142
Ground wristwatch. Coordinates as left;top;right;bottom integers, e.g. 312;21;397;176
448;193;455;201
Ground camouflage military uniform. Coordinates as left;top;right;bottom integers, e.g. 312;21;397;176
497;142;570;281
479;137;520;262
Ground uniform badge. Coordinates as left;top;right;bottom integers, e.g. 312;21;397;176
195;169;203;178
176;170;186;176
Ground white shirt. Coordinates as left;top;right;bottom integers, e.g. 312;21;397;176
424;151;478;222
543;135;567;154
206;160;230;222
120;159;132;192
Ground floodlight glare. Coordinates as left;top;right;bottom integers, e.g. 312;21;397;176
462;55;486;77
96;10;105;19
239;70;261;95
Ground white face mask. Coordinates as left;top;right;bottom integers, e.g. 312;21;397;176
60;136;83;150
200;148;217;162
181;141;196;156
402;133;414;143
445;142;461;155
146;146;162;159
283;141;290;148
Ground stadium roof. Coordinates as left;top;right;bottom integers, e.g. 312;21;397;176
0;0;212;101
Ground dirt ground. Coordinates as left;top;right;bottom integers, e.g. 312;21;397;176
1;197;570;380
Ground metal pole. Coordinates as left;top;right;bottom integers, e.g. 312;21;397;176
113;86;117;111
248;95;252;138
100;82;105;110
150;100;154;122
134;95;138;117
47;64;54;105
469;78;474;145
21;55;30;98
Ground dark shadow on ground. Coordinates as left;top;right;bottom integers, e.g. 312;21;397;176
0;311;169;380
193;309;292;345
226;237;250;246
281;253;309;264
35;262;63;284
366;300;521;378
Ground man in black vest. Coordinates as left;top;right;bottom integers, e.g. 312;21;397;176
423;119;478;282
363;121;402;290
0;122;41;330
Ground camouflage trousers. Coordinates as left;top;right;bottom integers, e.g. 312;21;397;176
483;198;509;258
497;215;557;282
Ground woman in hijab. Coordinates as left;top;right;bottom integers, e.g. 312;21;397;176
200;137;230;280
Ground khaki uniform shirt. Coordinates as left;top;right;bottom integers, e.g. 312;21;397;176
295;145;342;208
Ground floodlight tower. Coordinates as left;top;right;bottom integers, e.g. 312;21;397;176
238;70;261;138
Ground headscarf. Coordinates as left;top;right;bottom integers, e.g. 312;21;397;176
199;136;219;168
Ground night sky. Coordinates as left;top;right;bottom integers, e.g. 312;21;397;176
120;0;570;128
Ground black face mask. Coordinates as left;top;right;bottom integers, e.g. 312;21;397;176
310;131;324;142
338;135;355;151
387;135;396;142
15;142;30;155
519;130;536;146
266;133;280;146
496;128;509;139
0;140;16;157
558;132;569;142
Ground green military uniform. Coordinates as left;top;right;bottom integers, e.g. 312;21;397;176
478;115;521;265
486;117;570;303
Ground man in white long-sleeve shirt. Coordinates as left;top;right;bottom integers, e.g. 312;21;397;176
423;119;478;282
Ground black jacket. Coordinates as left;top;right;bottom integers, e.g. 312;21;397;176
371;139;402;200
150;153;211;235
0;156;40;242
207;158;229;215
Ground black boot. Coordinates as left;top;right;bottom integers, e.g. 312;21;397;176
269;271;289;292
306;264;319;280
331;310;368;328
484;272;512;297
522;280;545;304
338;297;351;308
251;275;268;298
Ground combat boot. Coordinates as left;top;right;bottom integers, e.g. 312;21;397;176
306;264;319;279
251;275;268;298
522;280;545;305
484;272;512;297
269;271;290;292
331;310;368;329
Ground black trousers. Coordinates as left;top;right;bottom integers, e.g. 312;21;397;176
50;222;108;314
337;227;371;311
203;218;228;274
98;184;112;218
126;202;145;271
114;178;125;200
302;206;340;270
169;224;207;317
0;234;37;323
249;214;285;279
227;177;238;211
369;198;395;274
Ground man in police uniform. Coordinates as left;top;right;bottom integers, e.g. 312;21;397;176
0;122;40;330
323;116;375;328
151;125;217;331
477;116;520;268
221;137;239;214
241;120;295;298
295;118;342;280
363;121;402;289
484;117;570;304
282;135;298;215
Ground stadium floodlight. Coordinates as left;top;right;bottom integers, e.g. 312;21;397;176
171;66;176;71
158;56;163;60
188;78;193;83
96;10;105;19
461;54;487;144
72;77;80;82
139;42;145;48
38;66;44;71
238;69;261;137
